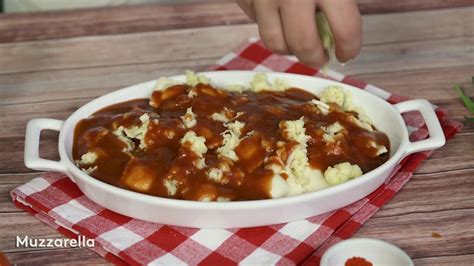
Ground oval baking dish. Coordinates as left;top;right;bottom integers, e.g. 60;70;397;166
24;71;445;229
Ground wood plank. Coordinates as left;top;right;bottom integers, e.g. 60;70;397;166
0;184;18;213
0;173;34;185
5;247;107;265
374;169;474;217
354;208;474;259
0;7;473;76
413;254;474;266
0;58;216;106
0;28;472;77
328;36;474;76
0;212;69;251
0;1;247;44
0;24;258;75
0;173;39;213
0;132;61;174
0;99;86;139
362;7;474;45
0;0;472;43
1;32;472;78
354;65;474;102
357;0;474;14
418;132;474;174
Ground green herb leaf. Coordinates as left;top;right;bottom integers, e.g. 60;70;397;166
453;85;474;113
316;11;334;74
316;11;334;59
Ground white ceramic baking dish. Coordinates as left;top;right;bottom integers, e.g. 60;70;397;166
24;71;445;229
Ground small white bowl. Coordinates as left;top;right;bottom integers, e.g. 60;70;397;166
321;238;413;266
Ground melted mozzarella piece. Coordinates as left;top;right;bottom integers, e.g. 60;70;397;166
185;70;210;87
153;77;179;91
181;107;197;128
77;151;97;165
163;179;178;196
322;122;344;143
216;121;245;161
268;175;291;198
113;113;150;151
250;73;290;92
180;131;208;156
324;162;363;186
311;99;330;115
281;117;310;144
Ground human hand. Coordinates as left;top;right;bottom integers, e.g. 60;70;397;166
236;0;362;67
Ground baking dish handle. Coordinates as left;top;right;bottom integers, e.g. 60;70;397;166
24;118;68;173
394;99;446;156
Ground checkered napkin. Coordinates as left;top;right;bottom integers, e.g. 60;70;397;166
11;37;462;265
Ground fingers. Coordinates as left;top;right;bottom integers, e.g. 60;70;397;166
280;0;327;67
319;0;362;62
235;0;256;21
237;0;362;65
254;0;289;54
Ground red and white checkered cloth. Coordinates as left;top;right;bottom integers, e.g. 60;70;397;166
12;37;462;265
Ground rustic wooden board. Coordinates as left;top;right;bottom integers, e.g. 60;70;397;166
0;2;473;265
0;59;217;106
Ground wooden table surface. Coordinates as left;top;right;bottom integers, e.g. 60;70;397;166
0;1;473;264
